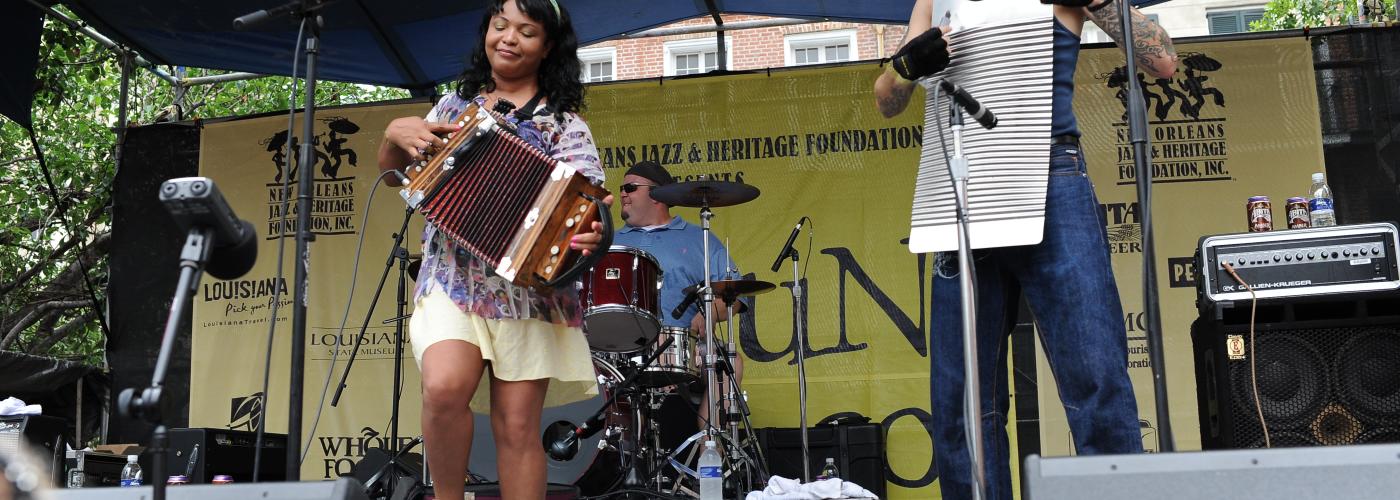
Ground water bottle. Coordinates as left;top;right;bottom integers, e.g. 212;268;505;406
1309;172;1337;227
698;440;722;500
119;455;143;487
817;457;840;481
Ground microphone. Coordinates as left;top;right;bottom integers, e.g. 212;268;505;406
672;287;701;320
159;177;259;279
769;217;806;272
939;80;998;130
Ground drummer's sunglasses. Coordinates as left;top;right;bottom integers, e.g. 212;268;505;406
620;183;657;193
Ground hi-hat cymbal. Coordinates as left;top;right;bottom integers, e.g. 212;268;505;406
651;180;760;208
684;279;777;299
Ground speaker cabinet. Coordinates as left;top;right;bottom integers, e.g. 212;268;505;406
1192;291;1400;449
164;428;286;483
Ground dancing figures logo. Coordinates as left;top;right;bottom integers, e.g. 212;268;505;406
1100;52;1232;186
260;116;363;239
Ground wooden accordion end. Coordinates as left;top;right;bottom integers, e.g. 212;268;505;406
399;102;609;289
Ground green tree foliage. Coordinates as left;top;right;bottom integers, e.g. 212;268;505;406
0;13;411;365
1250;0;1396;30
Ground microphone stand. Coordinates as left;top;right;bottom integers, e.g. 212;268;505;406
779;246;811;482
1116;0;1174;451
943;97;987;500
117;227;214;500
233;0;341;479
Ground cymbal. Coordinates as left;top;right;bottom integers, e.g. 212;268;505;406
650;180;760;208
684;279;777;299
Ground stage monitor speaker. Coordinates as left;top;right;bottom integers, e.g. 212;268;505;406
1192;290;1400;449
49;477;369;500
165;427;286;483
1023;443;1400;500
755;422;885;498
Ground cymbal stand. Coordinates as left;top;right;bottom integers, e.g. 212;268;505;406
698;196;720;439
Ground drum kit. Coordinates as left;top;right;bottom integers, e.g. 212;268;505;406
470;177;781;498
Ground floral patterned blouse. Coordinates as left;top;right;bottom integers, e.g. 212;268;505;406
413;93;604;326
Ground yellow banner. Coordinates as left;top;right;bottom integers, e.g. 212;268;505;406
188;35;1324;498
1035;36;1324;455
192;101;432;479
586;65;942;497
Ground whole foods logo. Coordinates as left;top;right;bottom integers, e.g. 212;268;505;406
260;116;363;239
1098;52;1232;186
1101;202;1141;254
318;426;418;479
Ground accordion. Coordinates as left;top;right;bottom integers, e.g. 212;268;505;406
400;102;610;289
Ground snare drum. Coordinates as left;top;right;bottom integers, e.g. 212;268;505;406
580;246;663;352
633;327;701;388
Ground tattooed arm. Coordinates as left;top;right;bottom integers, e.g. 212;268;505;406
874;0;932;118
1085;0;1179;79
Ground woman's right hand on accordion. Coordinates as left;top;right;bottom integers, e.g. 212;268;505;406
377;116;461;185
569;194;614;257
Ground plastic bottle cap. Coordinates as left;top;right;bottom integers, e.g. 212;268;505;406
1312;173;1325;182
127;455;138;463
826;458;835;463
704;440;716;447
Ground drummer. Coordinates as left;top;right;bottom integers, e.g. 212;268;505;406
612;160;742;424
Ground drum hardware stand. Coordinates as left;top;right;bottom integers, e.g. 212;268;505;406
546;336;678;462
327;207;420;495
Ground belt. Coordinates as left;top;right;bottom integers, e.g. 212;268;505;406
1052;134;1080;146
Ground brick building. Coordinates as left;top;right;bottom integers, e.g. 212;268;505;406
577;14;910;82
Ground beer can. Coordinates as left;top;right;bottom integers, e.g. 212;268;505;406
166;475;188;485
1247;196;1273;232
1286;197;1310;229
212;475;234;485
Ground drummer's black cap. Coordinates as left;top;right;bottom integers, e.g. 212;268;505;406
625;160;674;187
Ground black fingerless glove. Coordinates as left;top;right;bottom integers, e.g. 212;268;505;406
890;28;950;81
1040;0;1094;6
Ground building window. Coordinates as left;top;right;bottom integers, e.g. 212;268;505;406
1208;8;1265;34
578;47;615;82
784;29;858;66
663;37;732;76
1081;13;1158;43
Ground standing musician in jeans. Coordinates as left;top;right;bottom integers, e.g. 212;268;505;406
376;1;610;498
873;1;1177;499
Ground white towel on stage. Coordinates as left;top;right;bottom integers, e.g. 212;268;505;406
744;475;879;499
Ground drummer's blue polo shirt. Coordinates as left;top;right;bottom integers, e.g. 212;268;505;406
612;216;736;329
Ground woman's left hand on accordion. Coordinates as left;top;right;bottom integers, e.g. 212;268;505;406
569;194;614;256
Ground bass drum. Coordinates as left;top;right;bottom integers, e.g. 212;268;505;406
466;356;633;495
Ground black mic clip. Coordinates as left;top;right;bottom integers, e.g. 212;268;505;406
672;287;702;320
770;216;807;272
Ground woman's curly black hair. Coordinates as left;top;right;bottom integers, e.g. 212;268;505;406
455;0;585;117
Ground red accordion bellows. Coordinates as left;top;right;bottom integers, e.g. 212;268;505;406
400;102;608;289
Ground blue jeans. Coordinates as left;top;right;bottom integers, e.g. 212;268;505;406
929;144;1142;500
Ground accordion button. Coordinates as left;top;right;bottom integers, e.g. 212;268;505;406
551;245;560;256
565;218;575;228
545;265;554;274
